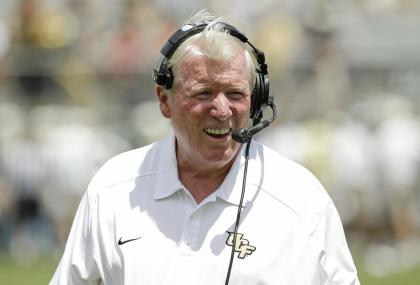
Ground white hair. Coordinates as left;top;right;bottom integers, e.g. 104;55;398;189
167;10;256;92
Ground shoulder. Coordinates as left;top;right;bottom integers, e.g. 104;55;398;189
86;137;170;199
251;141;332;232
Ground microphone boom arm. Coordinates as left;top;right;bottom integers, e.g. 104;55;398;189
232;97;277;143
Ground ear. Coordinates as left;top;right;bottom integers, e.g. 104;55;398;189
156;85;171;118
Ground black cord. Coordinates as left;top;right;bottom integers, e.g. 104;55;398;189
225;139;252;285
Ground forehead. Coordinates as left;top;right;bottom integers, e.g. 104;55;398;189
179;54;249;84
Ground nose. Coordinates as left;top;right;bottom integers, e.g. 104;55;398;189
210;93;232;121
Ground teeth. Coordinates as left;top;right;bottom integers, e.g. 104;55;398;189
205;128;230;135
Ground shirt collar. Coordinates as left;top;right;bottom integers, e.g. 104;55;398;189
154;134;184;200
154;134;259;207
214;144;259;207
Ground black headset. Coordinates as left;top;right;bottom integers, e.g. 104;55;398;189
152;20;270;122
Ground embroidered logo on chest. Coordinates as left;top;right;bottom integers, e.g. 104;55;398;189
226;231;256;259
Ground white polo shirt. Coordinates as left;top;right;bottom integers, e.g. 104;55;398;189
50;135;360;285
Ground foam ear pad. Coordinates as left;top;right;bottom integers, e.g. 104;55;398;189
250;72;263;119
250;76;259;120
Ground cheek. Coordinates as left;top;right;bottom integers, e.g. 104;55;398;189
171;101;208;130
232;99;251;118
180;101;209;118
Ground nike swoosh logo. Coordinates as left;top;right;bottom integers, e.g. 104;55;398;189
118;236;141;245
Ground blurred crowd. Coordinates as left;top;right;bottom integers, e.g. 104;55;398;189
0;0;420;278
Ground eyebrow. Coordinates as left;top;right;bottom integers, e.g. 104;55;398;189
186;82;249;93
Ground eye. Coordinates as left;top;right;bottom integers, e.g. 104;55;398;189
227;91;245;100
194;91;212;100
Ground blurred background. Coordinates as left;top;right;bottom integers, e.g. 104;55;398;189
0;0;419;284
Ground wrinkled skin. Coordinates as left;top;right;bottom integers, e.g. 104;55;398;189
156;53;251;202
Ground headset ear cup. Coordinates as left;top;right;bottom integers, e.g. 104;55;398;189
165;68;174;89
250;71;270;120
161;64;174;89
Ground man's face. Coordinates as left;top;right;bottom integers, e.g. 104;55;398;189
157;53;251;169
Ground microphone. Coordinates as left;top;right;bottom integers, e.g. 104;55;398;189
232;99;277;143
232;120;270;143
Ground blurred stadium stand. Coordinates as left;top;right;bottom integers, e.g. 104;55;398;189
0;0;419;279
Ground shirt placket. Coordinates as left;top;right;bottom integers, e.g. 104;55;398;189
178;190;202;261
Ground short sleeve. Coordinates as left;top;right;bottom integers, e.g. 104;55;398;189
49;191;101;285
312;202;360;285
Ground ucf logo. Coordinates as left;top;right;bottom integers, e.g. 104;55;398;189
226;232;256;259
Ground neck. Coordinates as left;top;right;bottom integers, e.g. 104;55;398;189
177;152;238;204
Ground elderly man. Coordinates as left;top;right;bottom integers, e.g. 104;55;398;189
50;10;359;285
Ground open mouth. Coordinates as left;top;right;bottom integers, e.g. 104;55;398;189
204;127;232;138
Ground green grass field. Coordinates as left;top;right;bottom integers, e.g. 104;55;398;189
0;254;58;285
1;254;420;284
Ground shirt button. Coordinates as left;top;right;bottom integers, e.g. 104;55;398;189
191;214;198;220
185;239;192;245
